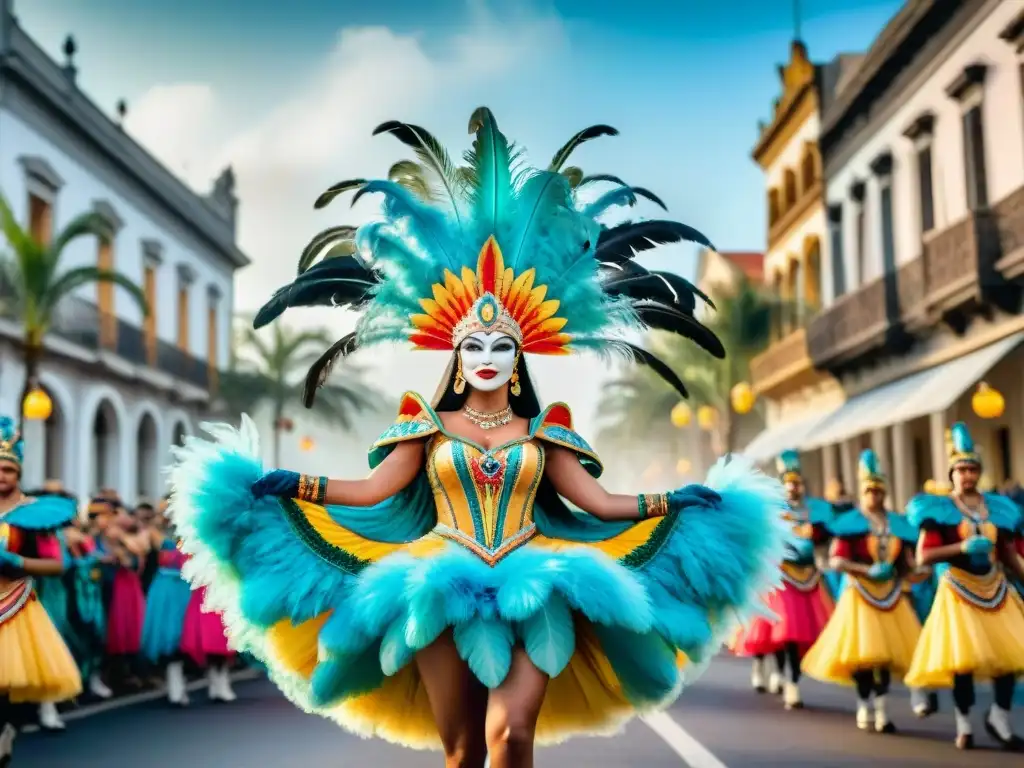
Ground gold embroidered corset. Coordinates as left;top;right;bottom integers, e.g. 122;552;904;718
368;392;604;566
425;434;544;564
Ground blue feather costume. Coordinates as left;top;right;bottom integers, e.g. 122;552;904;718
169;109;788;748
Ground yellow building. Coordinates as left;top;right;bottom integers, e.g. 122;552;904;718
742;41;859;496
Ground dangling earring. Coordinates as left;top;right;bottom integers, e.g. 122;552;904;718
510;356;521;397
453;357;466;395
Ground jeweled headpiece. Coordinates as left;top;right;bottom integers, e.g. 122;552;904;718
858;449;886;493
946;422;981;473
254;108;724;406
776;449;802;484
0;416;23;467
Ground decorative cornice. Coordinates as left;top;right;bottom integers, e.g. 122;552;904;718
141;238;163;267
999;9;1024;53
17;154;64;192
945;62;988;102
902;111;936;141
870;150;894;179
176;263;197;285
92;199;123;233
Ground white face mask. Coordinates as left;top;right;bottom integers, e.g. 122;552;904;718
459;332;517;393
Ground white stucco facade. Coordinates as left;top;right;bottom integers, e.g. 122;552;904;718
0;8;249;500
823;0;1024;302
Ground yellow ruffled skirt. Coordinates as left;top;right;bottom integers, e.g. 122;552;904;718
0;587;82;703
905;568;1024;689
801;577;921;686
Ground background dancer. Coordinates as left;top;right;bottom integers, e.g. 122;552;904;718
801;450;921;734
905;423;1024;751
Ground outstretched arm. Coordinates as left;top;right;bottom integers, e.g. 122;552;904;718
252;439;426;507
0;548;65;577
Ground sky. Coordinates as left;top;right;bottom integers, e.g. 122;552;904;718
17;0;902;438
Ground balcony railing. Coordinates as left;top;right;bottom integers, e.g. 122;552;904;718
2;288;212;391
750;327;817;398
994;184;1024;281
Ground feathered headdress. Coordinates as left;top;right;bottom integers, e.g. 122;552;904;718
0;416;23;467
858;449;886;493
946;422;981;473
255;107;723;406
776;449;802;484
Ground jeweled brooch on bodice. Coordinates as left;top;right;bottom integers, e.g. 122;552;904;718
471;453;506;490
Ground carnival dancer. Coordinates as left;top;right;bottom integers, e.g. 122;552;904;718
140;524;192;706
801;450;921;733
0;417;81;766
905;423;1024;751
180;571;237;703
734;450;832;708
168;107;788;767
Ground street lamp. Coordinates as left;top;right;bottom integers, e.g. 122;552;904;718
23;388;53;421
731;382;756;415
670;402;692;428
971;382;1004;419
697;406;717;431
676;458;692;475
300;436;315;452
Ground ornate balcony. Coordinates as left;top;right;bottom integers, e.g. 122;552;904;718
750;328;827;399
994;184;1024;282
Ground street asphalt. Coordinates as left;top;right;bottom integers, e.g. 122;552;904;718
15;656;1022;767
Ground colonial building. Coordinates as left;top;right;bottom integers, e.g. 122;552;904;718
797;0;1024;507
695;248;765;296
742;40;856;495
0;1;248;500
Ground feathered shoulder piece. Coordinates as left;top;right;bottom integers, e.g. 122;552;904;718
906;492;1020;532
827;508;917;542
255;107;722;406
3;494;78;532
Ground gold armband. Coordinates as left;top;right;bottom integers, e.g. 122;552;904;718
637;492;669;519
297;474;327;505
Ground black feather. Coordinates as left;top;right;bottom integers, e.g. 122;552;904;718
595;220;715;263
297;225;358;275
631;187;668;211
633;302;725;359
314;179;367;210
373;121;460;211
578;173;628;189
303;333;360;408
548;125;619;173
602;274;697;314
253;258;379;329
623;341;689;398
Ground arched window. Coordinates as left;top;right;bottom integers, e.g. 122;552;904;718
801;144;817;192
783;169;797;209
786;258;801;331
803;236;821;312
768;188;780;226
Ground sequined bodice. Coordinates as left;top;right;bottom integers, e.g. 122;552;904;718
426;433;544;564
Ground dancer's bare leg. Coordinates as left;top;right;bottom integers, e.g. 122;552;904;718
484;648;549;768
415;631;489;768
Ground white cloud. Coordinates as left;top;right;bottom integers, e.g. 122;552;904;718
121;8;632;434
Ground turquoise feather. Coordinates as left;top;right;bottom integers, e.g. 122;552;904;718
4;495;78;531
467;107;513;238
311;643;385;705
581;186;638;219
454;617;515;688
379;613;414;676
518;593;575;677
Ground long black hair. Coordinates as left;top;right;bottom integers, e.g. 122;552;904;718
432;350;542;418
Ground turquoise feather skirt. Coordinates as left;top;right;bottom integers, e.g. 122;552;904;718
168;419;787;748
140;569;192;663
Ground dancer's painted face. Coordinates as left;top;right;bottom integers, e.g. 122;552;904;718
460;332;517;393
952;463;980;493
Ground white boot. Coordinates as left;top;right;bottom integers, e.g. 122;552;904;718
88;673;113;699
216;666;237;702
954;709;974;750
874;694;896;733
856;699;871;731
0;722;17;762
783;681;803;710
207;666;222;701
985;705;1023;751
768;670;782;695
38;702;65;731
751;658;766;693
166;661;189;706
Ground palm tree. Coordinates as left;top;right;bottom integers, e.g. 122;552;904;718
0;193;147;431
600;275;778;458
220;319;382;466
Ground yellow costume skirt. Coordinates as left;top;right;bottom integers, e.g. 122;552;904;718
0;584;82;703
801;577;921;686
904;568;1024;689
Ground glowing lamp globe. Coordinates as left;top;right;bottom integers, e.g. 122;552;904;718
23;388;52;421
670;402;692;428
730;382;756;415
676;458;692;475
300;436;315;452
697;405;717;431
971;382;1004;419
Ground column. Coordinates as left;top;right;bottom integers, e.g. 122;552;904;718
821;443;837;498
22;418;45;490
890;420;911;509
839;439;856;495
928;410;947;489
